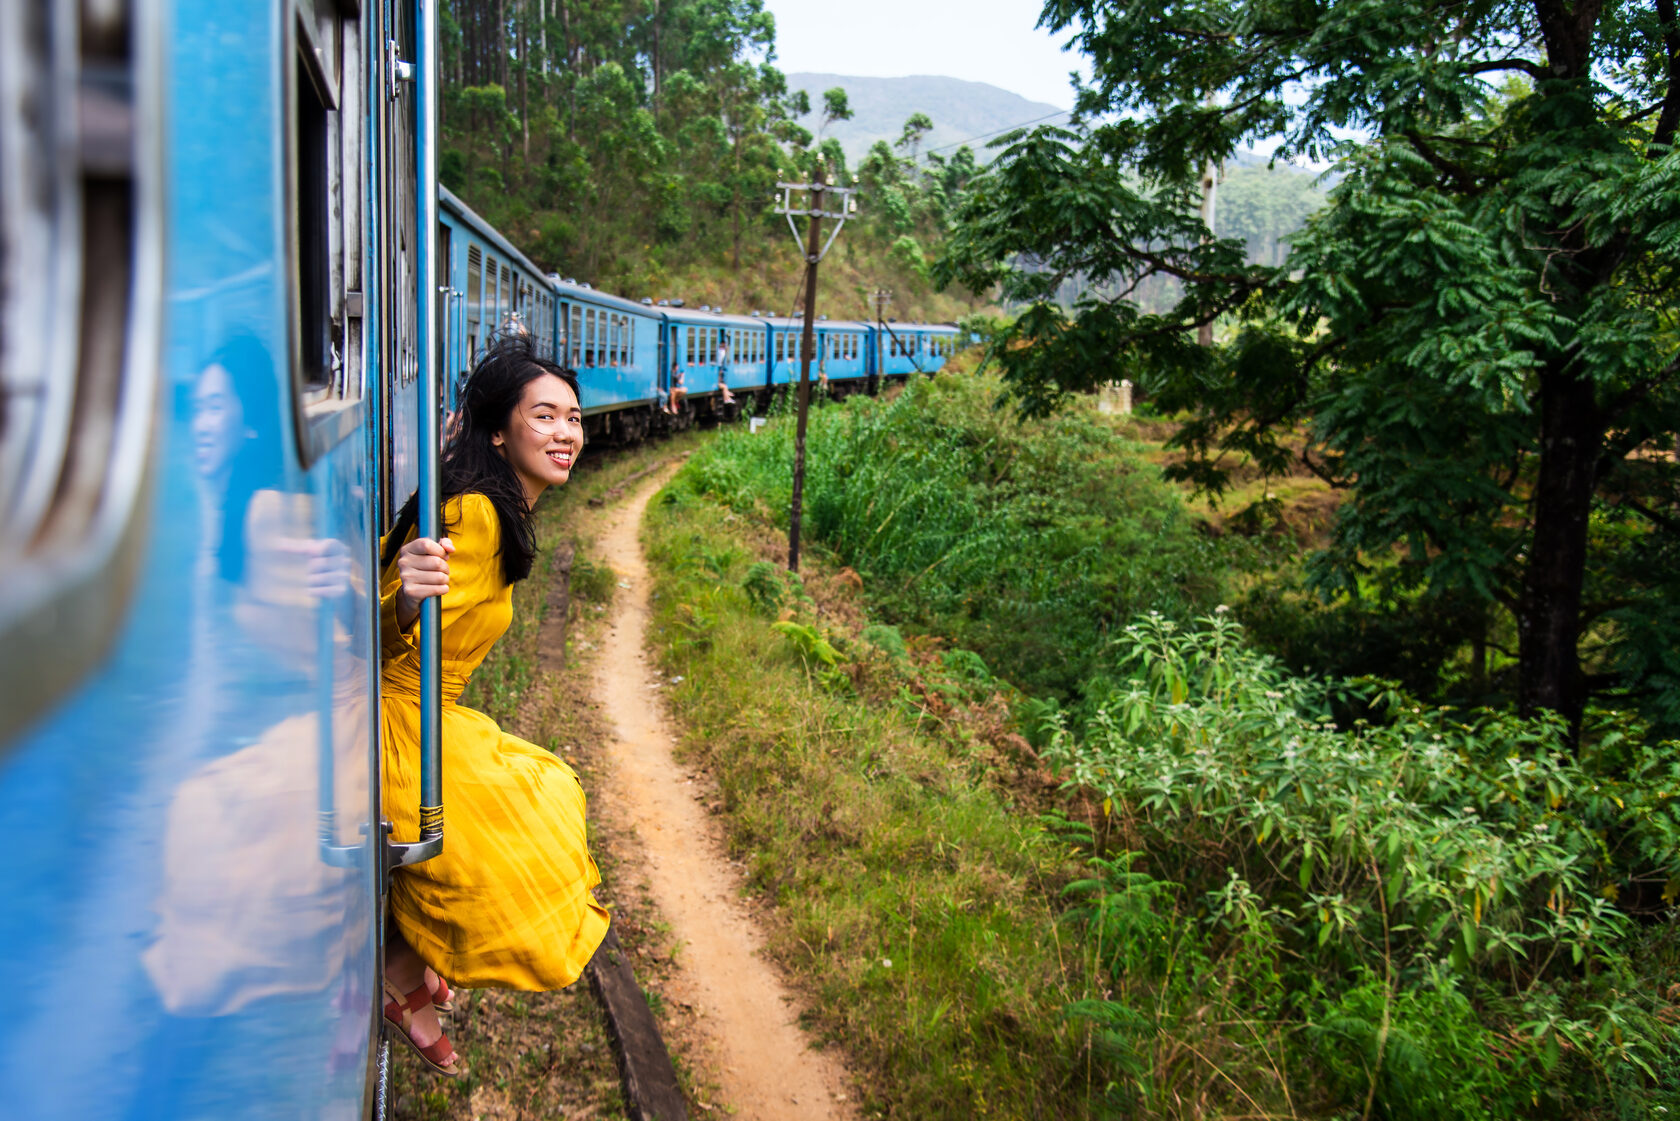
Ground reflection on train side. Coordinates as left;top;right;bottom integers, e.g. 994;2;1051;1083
127;343;372;1121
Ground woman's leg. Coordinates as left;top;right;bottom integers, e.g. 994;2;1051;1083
385;929;450;1051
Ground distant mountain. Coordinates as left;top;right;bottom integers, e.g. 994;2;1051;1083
784;73;1069;166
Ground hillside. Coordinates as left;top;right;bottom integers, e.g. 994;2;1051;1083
784;72;1068;164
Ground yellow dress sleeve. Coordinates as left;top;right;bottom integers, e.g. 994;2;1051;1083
377;494;504;661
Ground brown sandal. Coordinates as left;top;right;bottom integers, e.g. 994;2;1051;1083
430;973;454;1015
383;979;462;1077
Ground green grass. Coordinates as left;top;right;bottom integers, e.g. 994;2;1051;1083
643;475;1126;1118
679;370;1232;710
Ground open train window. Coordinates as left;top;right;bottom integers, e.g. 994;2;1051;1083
569;306;581;366
0;0;164;746
289;0;363;464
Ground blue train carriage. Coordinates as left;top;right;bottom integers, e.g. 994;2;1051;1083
764;316;872;396
662;305;769;415
878;321;948;378
0;1;450;1117
549;279;663;443
439;186;559;414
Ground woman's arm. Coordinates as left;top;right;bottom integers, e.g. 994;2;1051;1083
377;494;500;659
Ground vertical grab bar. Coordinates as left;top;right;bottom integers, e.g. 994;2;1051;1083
387;0;444;871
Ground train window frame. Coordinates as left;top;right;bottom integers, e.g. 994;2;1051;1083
287;0;367;465
569;305;581;366
466;246;483;361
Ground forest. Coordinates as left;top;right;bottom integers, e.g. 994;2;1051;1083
437;0;1323;317
432;0;1680;1117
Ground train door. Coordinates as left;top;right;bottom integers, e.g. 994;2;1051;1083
376;0;420;529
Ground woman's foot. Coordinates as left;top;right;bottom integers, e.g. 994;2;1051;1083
383;979;462;1077
425;968;453;1014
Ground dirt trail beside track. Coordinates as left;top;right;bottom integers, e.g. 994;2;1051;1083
590;469;857;1121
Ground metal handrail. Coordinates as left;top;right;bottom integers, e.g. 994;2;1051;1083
386;0;443;871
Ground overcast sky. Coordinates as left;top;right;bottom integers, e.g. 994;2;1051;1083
761;0;1089;111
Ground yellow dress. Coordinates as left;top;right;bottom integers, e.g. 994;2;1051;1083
378;493;609;990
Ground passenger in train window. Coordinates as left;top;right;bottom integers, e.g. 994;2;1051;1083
667;360;686;415
715;337;734;404
376;334;607;1078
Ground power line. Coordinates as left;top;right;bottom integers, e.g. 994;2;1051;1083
915;108;1075;161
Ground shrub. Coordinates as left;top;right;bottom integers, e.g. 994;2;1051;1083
1044;612;1680;1116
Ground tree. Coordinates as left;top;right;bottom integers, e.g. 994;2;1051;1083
895;110;933;164
936;0;1680;737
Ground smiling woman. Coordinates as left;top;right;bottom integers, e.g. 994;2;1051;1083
374;334;608;1078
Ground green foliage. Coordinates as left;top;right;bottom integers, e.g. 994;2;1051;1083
676;373;1226;703
860;622;909;663
1311;972;1538;1121
568;555;617;604
936;0;1680;734
1044;612;1680;1117
740;560;785;615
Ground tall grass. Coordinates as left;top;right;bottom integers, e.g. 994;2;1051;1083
684;373;1227;704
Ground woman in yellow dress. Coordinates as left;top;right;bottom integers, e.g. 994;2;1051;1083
377;334;609;1076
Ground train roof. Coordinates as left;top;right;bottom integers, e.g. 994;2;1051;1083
548;276;665;318
760;316;873;331
661;305;771;329
439;186;550;286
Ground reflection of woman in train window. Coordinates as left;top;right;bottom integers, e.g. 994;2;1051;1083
376;333;607;1077
191;335;283;587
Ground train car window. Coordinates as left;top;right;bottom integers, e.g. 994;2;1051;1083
289;0;365;464
467;246;483;359
500;264;512;329
569;306;582;366
583;309;595;366
483;254;498;325
0;0;166;745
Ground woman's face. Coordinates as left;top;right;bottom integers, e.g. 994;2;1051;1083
192;362;245;480
492;373;584;502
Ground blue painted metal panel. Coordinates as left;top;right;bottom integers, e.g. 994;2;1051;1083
0;2;380;1118
554;283;662;411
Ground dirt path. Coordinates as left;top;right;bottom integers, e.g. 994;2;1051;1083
590;469;857;1121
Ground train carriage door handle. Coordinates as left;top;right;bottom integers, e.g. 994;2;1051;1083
386;0;444;873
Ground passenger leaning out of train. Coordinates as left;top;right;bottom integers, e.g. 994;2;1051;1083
377;333;609;1077
666;360;687;415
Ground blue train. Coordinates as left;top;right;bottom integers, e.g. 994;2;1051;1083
0;4;958;1120
440;188;959;443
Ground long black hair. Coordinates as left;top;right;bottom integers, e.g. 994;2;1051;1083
381;332;581;586
205;333;284;584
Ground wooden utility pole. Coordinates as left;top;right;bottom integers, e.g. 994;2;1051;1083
775;164;857;572
788;165;825;573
